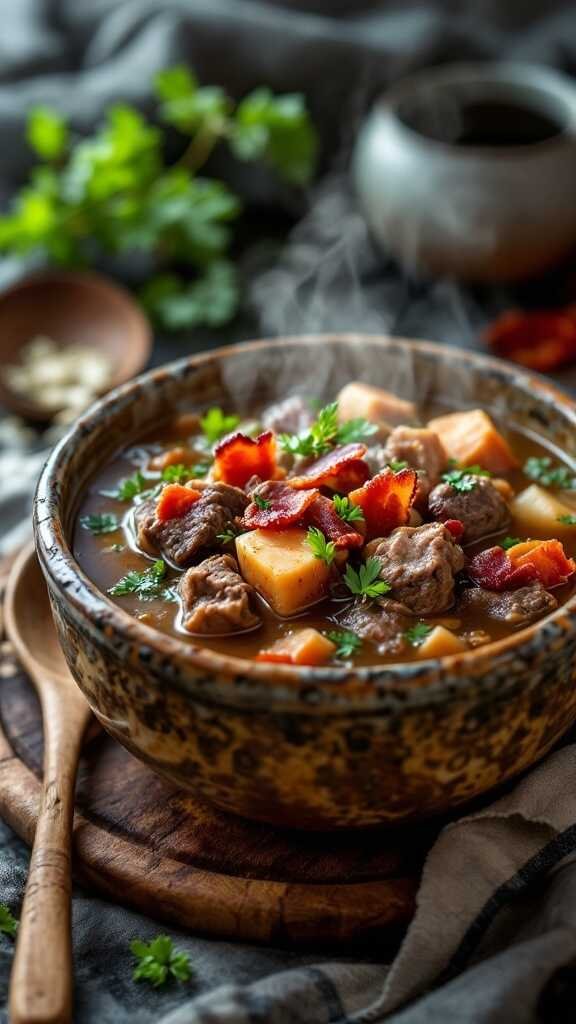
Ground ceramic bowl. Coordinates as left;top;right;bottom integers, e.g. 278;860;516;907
353;63;576;281
34;335;576;830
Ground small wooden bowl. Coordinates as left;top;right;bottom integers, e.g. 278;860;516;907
0;270;152;420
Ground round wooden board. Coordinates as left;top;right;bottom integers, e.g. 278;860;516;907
0;563;429;948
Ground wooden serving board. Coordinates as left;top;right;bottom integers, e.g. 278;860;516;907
0;564;429;948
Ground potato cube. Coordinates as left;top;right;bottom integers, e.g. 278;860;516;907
235;529;330;616
337;382;417;427
427;409;518;474
417;625;467;659
258;628;336;666
510;484;576;539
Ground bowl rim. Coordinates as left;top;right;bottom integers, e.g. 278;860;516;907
34;333;576;701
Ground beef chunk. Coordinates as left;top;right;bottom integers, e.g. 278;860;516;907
366;522;465;615
337;599;411;656
135;483;248;567
262;396;313;435
459;582;558;626
381;426;447;507
179;554;261;634
428;477;510;542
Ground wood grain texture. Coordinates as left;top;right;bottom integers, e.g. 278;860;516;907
0;558;426;948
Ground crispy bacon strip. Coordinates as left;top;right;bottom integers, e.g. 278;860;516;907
467;546;538;591
348;468;417;539
486;308;576;372
507;539;576;588
242;481;319;529
306;495;364;549
289;444;369;492
213;430;277;489
155;483;201;522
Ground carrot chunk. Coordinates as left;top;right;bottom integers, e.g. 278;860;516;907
506;539;575;588
213;431;277;488
348;468;417;539
156;483;201;522
428;409;518;474
256;628;336;666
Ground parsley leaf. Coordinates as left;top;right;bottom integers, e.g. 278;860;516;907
332;495;365;523
253;494;271;510
131;934;192;988
101;471;148;502
446;459;492;478
217;525;242;544
0;904;18;939
306;527;336;566
404;623;433;647
26;106;68;161
108;560;174;601
231;88;318;186
501;535;521;550
325;629;362;659
523;456;576;490
279;402;376;458
558;514;576;525
343;557;391;599
386;459;408;472
80;513;120;535
441;469;478;493
200;407;240;444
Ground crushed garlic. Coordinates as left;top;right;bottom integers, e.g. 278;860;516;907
3;336;113;422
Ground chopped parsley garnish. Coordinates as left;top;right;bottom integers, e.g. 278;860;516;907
217;525;242;544
108;560;174;601
523;456;576;490
279;401;376;458
332;495;365;523
325;629;362;659
404;623;433;647
441;469;478;493
446;458;492;478
253;494;271;510
79;513;120;535
343;557;391;599
101;471;148;502
200;407;240;444
161;463;193;483
306;526;336;566
558;514;576;525
386;459;408;472
0;904;18;938
501;535;521;550
131;935;192;988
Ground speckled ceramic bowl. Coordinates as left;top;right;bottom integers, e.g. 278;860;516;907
34;335;576;830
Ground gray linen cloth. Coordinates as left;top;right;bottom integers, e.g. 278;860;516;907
3;1;576;1022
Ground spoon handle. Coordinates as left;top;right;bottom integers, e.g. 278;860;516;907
9;686;90;1024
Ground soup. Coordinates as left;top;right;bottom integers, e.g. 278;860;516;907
74;382;576;668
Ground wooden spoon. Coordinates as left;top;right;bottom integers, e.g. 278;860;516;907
0;270;152;421
4;542;92;1024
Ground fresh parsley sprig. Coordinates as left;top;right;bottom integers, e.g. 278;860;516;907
332;495;365;524
80;513;120;535
325;629;362;659
108;560;175;601
386;459;408;472
306;527;336;566
441;469;478;493
279;402;376;458
343;558;391;599
217;525;243;544
253;494;271;510
523;456;576;490
101;471;148;502
558;514;576;525
200;408;240;444
0;904;18;939
404;623;433;647
131;935;192;988
501;535;521;550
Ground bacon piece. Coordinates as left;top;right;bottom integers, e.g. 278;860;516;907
242;481;319;530
155;483;201;522
306;495;364;549
348;468;417;539
213;431;277;489
468;546;538;591
289;444;369;492
444;519;465;541
486;308;576;372
507;539;576;588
